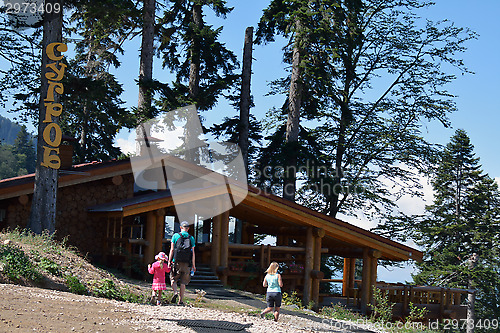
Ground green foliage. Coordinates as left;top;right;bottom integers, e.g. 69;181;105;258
88;278;148;303
0;243;41;282
157;0;238;111
320;302;363;322
405;302;427;324
65;275;88;295
370;287;394;324
89;279;122;300
411;129;500;319
33;254;61;277
0;115;22;144
256;0;475;219
0;126;35;179
282;291;302;308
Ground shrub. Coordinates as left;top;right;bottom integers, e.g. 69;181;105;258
370;287;394;323
282;291;302;308
320;302;363;321
89;279;122;300
0;244;41;282
65;275;87;295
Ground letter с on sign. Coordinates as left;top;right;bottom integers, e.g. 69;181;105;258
41;42;67;169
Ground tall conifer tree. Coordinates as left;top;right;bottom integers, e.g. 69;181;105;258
413;129;500;320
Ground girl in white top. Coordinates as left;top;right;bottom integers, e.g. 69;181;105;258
260;262;283;321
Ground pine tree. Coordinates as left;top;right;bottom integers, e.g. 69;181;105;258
413;129;500;319
156;0;238;111
12;125;36;174
62;0;139;162
255;0;336;201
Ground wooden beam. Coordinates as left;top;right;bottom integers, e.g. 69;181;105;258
242;192;417;261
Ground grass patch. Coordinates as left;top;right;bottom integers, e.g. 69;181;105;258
0;243;41;282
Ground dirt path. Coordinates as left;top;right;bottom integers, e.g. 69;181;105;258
0;283;378;333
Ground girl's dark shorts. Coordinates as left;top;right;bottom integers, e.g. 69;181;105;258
266;292;282;308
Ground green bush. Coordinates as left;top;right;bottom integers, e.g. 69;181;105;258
88;279;147;303
320;302;363;321
370;287;394;323
65;275;87;295
282;291;303;308
89;279;122;300
0;244;41;282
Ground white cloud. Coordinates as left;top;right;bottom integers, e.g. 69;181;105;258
115;129;137;155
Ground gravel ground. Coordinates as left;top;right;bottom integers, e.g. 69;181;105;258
0;283;381;333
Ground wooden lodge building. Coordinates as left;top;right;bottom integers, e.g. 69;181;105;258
0;155;469;318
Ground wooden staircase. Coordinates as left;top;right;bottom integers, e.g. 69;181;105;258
188;264;223;288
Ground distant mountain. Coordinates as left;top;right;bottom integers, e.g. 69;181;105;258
0;115;22;145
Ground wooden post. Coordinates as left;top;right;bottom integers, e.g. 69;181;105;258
369;256;378;306
144;212;156;264
220;211;230;285
211;214;221;271
241;222;248;244
361;248;372;314
266;244;272;267
342;258;351;297
154;209;165;254
303;227;314;306
311;230;323;309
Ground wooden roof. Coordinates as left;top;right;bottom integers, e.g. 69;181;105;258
0;157;422;262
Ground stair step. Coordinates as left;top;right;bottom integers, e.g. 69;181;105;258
191;274;219;280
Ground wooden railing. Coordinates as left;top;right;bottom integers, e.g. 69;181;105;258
318;279;472;320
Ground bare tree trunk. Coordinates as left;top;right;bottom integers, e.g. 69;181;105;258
138;0;155;114
467;253;478;333
28;0;64;234
239;26;253;175
189;4;202;100
136;0;155;155
283;42;302;202
185;3;202;164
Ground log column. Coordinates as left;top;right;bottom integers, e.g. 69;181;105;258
211;214;221;271
154;209;166;254
144;212;156;264
361;248;372;314
303;227;314;305
369;250;381;306
311;228;325;309
361;248;380;314
219;211;230;285
342;258;356;297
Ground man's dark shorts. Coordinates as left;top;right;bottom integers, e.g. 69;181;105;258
266;292;282;308
170;262;190;285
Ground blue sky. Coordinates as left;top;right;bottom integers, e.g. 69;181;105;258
2;0;499;283
113;0;500;180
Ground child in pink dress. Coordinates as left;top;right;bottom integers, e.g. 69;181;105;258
148;252;171;305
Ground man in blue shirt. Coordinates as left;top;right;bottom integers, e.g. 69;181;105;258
168;221;196;305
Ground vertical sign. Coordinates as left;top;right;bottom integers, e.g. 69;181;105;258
41;42;67;169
